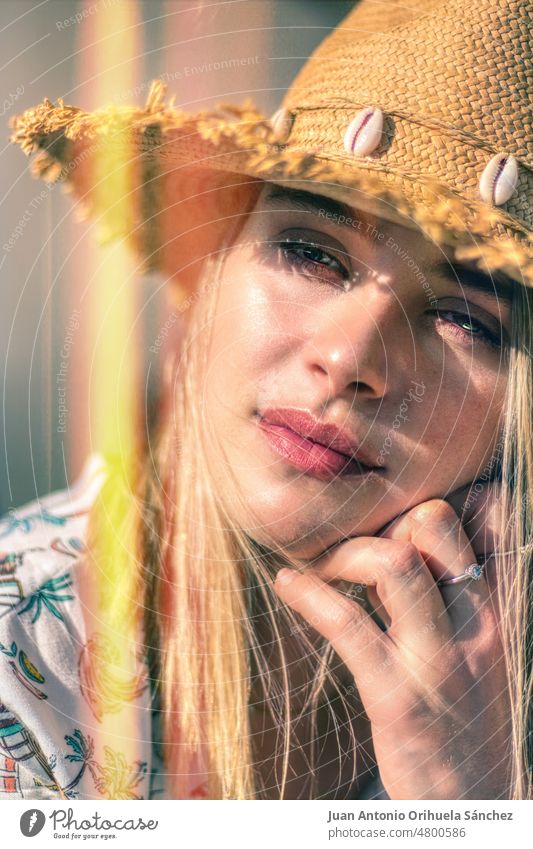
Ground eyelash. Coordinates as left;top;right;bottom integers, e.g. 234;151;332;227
430;310;502;349
276;238;351;285
273;237;503;350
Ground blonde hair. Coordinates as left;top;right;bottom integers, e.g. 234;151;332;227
140;249;364;800
87;238;533;801
494;278;533;799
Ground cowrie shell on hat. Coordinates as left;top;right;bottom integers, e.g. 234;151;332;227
269;107;294;144
479;152;519;206
343;106;384;156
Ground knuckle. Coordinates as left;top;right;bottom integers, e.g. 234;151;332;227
409;499;459;532
333;606;359;635
319;594;365;639
387;541;423;581
328;593;359;630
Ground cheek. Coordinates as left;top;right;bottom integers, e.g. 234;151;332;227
412;361;506;470
206;262;300;403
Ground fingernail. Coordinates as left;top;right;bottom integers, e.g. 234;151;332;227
275;567;296;586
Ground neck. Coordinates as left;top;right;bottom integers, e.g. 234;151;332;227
249;596;355;711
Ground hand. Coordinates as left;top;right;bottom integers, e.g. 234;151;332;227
272;488;512;799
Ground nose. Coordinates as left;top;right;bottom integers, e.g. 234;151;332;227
301;288;402;401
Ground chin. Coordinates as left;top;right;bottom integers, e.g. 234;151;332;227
233;474;397;558
241;509;358;561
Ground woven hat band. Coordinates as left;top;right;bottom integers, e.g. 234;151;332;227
281;105;533;235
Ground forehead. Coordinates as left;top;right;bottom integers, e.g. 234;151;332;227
255;182;438;253
252;182;516;306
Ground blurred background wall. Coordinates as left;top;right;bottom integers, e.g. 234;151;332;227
0;0;354;512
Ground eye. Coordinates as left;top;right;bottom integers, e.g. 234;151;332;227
271;235;351;286
431;309;503;349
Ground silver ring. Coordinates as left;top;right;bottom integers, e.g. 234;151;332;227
437;562;486;587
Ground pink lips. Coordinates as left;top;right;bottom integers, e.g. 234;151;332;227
257;407;381;481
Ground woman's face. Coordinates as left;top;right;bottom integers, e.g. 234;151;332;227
199;183;512;559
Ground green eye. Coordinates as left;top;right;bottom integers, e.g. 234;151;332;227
458;317;477;332
432;309;502;349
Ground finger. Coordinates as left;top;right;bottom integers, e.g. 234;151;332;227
447;480;503;559
272;567;394;694
461;482;503;560
306;536;453;657
381;499;490;631
459;483;508;620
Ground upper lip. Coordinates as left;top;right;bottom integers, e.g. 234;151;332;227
259;407;383;468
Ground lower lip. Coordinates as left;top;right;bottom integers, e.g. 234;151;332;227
258;419;374;481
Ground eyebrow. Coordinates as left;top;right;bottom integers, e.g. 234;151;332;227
261;183;375;231
432;261;515;306
263;184;517;306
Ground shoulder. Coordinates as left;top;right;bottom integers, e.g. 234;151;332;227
0;452;106;611
0;456;154;800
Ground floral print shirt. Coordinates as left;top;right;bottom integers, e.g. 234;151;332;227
0;454;387;802
0;454;209;801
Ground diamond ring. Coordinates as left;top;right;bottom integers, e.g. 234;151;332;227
437;562;486;587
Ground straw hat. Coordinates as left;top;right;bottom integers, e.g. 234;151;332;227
9;0;533;300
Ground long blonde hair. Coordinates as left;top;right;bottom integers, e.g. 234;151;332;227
495;278;533;799
87;236;533;801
